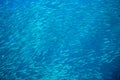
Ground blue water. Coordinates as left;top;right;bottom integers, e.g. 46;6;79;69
0;0;120;80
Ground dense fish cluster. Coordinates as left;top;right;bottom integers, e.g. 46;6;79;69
0;0;120;80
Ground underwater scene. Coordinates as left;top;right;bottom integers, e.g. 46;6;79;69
0;0;120;80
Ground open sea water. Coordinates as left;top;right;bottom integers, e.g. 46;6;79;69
0;0;120;80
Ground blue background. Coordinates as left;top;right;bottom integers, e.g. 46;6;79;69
0;0;120;80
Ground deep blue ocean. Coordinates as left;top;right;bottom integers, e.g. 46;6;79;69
0;0;120;80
